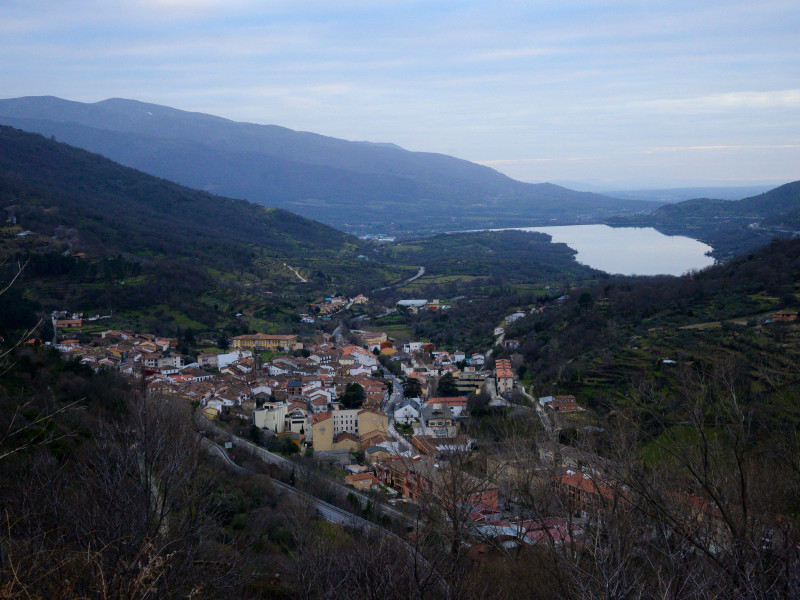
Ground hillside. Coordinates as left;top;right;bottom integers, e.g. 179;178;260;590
607;185;775;203
0;96;658;235
608;181;800;259
502;237;800;423
0;125;410;336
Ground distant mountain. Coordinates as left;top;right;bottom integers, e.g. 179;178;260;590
608;181;800;260
607;185;777;204
0;96;657;235
647;181;800;221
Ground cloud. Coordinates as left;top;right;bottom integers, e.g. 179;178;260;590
631;90;800;114
646;144;800;153
478;156;599;165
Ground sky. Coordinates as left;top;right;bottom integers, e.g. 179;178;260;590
1;0;799;189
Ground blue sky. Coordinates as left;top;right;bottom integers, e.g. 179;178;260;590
1;0;799;188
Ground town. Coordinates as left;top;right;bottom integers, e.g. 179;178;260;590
49;304;617;555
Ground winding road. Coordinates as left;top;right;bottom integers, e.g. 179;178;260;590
372;265;425;292
196;412;415;526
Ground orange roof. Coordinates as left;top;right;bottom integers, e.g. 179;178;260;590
358;408;387;417
346;472;378;481
425;397;467;406
312;411;332;424
558;472;615;501
345;472;380;485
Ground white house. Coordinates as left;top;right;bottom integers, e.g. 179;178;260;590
217;349;252;369
394;398;421;424
403;341;425;353
285;407;309;435
349;365;373;377
253;403;288;433
396;299;428;308
352;352;378;367
251;384;273;398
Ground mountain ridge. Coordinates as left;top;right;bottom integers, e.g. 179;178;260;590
607;181;800;259
0;95;658;235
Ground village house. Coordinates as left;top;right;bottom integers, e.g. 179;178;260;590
197;353;218;369
344;472;381;491
420;404;459;438
539;395;582;413
284;408;309;436
425;396;468;417
412;434;473;456
495;359;514;395
142;352;187;373
402;341;425;354
359;429;393;451
555;471;617;518
54;318;83;330
311;407;389;453
394;397;421;424
402;456;500;511
773;310;798;322
506;311;527;324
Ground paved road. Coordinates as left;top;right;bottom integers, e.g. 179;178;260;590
196;412;415;526
203;437;250;474
270;480;445;594
372;265;425;293
198;418;449;596
517;386;554;436
380;367;413;452
203;432;401;532
486;330;505;359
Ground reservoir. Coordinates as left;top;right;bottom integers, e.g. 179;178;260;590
511;224;715;276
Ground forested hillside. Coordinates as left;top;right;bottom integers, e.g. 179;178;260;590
0;125;411;336
504;237;800;424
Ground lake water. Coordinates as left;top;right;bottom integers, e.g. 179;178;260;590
511;224;715;276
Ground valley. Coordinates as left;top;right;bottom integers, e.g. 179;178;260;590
3;109;800;600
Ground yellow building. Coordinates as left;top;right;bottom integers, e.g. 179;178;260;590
311;408;388;453
231;333;299;352
311;412;360;452
454;371;486;395
358;409;388;436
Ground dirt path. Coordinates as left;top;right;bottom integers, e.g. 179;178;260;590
283;262;307;282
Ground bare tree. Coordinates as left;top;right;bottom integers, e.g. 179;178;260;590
1;394;243;599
